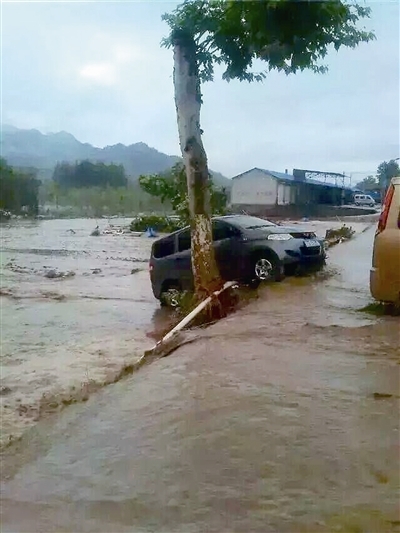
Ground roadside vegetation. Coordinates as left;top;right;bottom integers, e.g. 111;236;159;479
360;302;400;317
130;215;183;233
137;163;227;227
0;158;40;217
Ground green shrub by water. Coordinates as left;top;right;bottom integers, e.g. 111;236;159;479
360;302;400;316
130;215;184;233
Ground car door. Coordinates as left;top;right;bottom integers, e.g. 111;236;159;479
174;228;194;291
212;220;241;280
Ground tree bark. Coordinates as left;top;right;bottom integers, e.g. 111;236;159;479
172;30;222;298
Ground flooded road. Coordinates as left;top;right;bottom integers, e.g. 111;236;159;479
1;222;399;532
0;218;164;446
0;217;374;446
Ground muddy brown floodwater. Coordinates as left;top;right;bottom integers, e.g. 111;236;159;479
1;219;399;533
0;216;373;446
0;218;170;446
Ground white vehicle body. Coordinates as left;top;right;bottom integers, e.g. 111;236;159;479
354;194;375;207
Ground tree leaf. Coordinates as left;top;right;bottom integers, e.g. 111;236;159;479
163;0;375;82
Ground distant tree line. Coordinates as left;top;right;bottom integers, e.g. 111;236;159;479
377;159;399;191
52;160;127;188
39;181;167;217
0;158;40;215
356;159;399;195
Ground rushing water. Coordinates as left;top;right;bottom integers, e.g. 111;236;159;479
0;217;390;447
1;219;399;533
0;218;165;446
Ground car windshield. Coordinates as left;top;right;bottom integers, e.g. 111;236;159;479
229;216;276;230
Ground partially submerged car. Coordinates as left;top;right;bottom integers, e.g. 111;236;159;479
370;177;400;304
149;215;326;305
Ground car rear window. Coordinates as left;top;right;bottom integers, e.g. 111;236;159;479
178;229;191;252
153;235;175;258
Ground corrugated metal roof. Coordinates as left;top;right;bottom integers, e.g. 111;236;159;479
268;170;295;182
232;167;353;191
305;177;353;191
232;168;295;182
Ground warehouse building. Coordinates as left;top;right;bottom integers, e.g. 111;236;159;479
230;167;354;217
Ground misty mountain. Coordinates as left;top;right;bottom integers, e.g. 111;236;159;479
1;125;231;188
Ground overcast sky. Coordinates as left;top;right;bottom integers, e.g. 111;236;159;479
1;0;399;180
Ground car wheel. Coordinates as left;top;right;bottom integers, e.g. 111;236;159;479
253;255;284;283
160;286;181;308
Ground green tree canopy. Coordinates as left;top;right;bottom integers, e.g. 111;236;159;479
163;0;375;83
0;158;40;215
377;159;400;191
53;160;128;189
355;175;378;191
139;163;227;224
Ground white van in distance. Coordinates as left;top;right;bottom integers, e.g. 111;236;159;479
353;194;375;207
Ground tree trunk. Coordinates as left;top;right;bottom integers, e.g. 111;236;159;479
172;30;222;298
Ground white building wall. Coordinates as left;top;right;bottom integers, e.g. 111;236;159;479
284;185;292;204
277;183;285;205
231;169;278;206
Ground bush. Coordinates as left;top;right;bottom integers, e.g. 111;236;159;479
130;215;184;233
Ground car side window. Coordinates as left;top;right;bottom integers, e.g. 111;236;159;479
178;229;191;252
213;221;238;241
153;235;175;258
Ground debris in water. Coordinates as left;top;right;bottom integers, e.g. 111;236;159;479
0;289;15;298
91;268;102;275
372;392;394;400
371;470;389;484
0;386;12;396
6;263;31;274
147;281;238;356
145;227;157;238
40;291;67;301
325;225;355;247
91;225;101;236
44;269;61;279
44;269;75;279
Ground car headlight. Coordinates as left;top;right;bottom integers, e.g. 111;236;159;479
267;233;293;241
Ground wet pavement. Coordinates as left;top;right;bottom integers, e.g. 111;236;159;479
1;225;399;532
